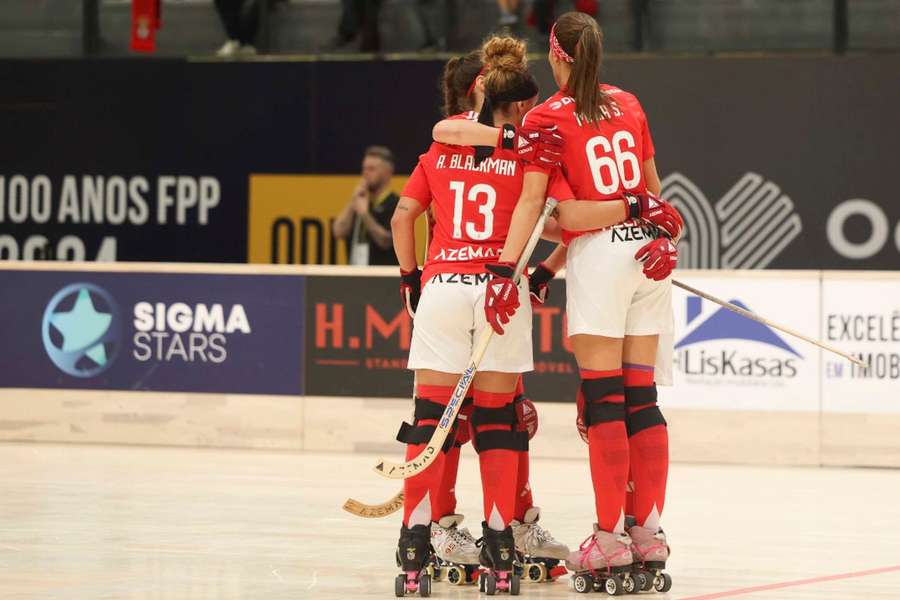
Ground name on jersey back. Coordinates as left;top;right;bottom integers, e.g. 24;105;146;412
436;153;517;177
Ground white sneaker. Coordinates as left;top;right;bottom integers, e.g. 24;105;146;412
511;507;569;560
430;514;480;565
215;40;241;57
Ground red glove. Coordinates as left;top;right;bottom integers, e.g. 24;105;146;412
528;262;556;306
484;262;520;335
623;192;685;240
635;238;678;281
399;267;422;318
497;124;564;169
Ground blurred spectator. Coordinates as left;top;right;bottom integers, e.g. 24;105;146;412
214;0;260;56
528;0;597;35
332;146;399;266
497;0;520;26
414;0;457;51
330;0;383;52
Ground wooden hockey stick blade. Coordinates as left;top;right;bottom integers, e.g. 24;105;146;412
374;198;559;480
342;490;404;518
672;279;866;368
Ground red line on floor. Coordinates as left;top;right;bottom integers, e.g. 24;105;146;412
315;359;361;366
679;564;900;599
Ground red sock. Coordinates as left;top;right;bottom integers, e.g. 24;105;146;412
582;368;629;533
514;450;533;521
473;388;520;530
624;364;669;529
433;398;472;519
402;385;452;527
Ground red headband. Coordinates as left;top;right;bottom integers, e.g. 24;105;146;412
466;67;486;98
550;24;575;64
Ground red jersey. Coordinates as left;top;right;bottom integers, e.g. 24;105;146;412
402;114;574;280
523;85;655;244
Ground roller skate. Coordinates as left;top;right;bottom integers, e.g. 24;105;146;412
477;523;521;595
394;524;433;597
430;514;480;585
511;507;569;583
566;525;638;595
628;524;672;593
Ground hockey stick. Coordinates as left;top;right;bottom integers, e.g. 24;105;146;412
374;197;559;480
672;279;866;368
342;490;405;518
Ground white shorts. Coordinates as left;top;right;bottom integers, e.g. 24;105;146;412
408;272;533;374
566;221;674;339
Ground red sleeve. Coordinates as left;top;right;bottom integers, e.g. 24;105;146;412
640;109;655;161
401;162;431;208
546;170;575;202
521;103;555;176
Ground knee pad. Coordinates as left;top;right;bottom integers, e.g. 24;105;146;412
453;397;474;447
580;375;626;428
624;384;667;436
471;401;529;453
514;393;539;440
396;396;458;452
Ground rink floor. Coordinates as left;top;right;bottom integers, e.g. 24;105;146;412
1;442;899;599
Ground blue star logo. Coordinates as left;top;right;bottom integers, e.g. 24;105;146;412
42;283;121;378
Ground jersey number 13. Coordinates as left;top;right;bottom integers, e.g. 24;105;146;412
449;181;496;240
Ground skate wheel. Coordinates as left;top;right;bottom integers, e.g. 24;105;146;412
634;571;651;592
573;573;593;593
527;563;547;583
485;573;498;596
605;575;625;596
419;574;431;597
446;565;464;585
510;573;521;595
478;572;487;593
623;574;639;595
654;572;673;593
395;574;406;597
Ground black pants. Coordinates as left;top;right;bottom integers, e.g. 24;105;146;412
214;0;260;45
337;0;383;52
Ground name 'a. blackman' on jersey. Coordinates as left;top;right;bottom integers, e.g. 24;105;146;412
402;137;573;280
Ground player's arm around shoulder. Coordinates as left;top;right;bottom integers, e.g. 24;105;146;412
432;118;500;147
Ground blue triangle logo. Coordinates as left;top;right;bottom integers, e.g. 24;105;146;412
675;298;801;357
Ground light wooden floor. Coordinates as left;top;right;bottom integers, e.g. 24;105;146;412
1;443;899;600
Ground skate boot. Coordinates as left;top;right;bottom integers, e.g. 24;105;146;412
477;522;521;595
566;525;638;595
394;524;433;597
511;507;569;583
429;514;480;585
628;525;672;593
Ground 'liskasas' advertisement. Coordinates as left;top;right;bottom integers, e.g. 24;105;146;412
0;270;304;395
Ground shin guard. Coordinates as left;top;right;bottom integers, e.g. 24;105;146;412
580;369;629;533
624;364;669;530
398;385;453;527
473;389;526;530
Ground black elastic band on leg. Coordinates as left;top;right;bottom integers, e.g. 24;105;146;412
395;396;456;451
473;429;529;453
582;376;624;403
581;376;625;428
470;403;518;429
626;405;667;437
625;385;657;407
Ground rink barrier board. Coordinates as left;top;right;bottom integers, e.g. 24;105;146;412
0;262;898;467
